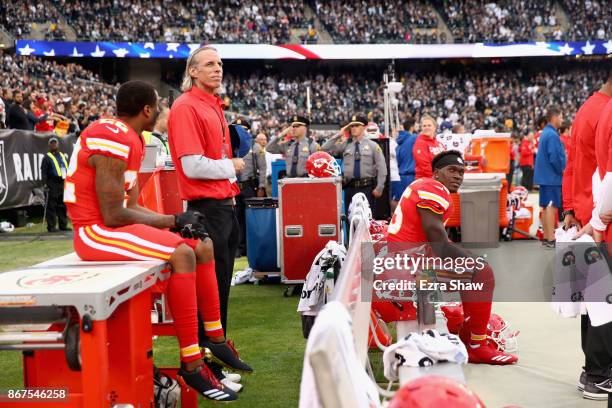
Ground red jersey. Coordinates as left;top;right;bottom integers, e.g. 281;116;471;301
594;99;612;241
168;86;239;201
413;134;444;179
387;177;452;243
64;118;144;227
33;107;54;132
562;91;611;225
560;132;570;157
518;139;534;167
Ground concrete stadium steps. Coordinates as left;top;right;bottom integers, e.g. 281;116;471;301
0;26;13;48
302;2;333;44
430;4;454;43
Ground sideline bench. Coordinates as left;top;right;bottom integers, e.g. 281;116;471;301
0;253;186;407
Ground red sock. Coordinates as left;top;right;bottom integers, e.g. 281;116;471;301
166;272;201;363
196;261;224;338
461;264;494;341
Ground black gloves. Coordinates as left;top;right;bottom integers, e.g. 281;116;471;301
173;211;209;240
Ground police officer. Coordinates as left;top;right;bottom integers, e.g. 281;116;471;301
266;115;319;177
41;137;70;232
322;114;387;215
233;119;267;256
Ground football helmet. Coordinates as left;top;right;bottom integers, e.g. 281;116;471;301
365;122;381;138
389;376;485;408
440;304;519;353
305;151;341;178
510;185;528;201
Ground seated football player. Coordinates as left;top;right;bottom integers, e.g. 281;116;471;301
64;80;251;401
387;150;518;365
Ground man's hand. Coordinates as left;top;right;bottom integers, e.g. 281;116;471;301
573;223;604;242
173;211;209;240
256;188;266;197
372;188;383;198
278;126;292;139
563;213;581;230
600;210;612;225
232;158;245;173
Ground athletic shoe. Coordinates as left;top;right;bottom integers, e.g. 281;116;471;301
224;371;242;383
583;379;609;400
207;360;243;392
542;240;556;249
202;339;253;373
466;341;518;365
221;378;243;393
177;363;238;401
578;371;586;391
595;378;612;393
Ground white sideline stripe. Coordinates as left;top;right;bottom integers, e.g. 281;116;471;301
91;224;175;253
79;227;159;261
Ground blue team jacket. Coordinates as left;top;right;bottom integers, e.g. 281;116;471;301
396;131;417;175
534;124;566;186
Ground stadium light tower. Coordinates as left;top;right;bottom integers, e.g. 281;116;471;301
383;61;403;139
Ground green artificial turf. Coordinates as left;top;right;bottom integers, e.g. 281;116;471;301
0;244;306;407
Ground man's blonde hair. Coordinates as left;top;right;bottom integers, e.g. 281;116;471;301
180;46;218;92
421;114;437;126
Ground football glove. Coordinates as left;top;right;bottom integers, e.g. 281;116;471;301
173;211;209;240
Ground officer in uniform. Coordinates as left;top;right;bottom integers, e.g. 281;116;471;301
266;115;320;178
232;119;267;256
41;137;71;232
322;114;387;215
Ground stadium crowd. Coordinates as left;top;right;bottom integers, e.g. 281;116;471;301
559;0;610;41
436;0;557;43
49;0;307;43
313;0;440;44
1;0;608;44
0;52;118;132
221;65;606;138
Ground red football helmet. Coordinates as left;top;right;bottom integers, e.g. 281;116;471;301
510;185;528;201
440;304;519;353
389;376;486;408
305;151;341;178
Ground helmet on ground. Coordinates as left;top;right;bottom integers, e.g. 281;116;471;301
389;376;485;408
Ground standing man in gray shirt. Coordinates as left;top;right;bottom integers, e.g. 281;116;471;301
323;113;387;214
266;115;320;178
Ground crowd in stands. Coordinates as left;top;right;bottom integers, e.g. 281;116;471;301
436;0;557;43
1;0;608;44
47;0;307;43
0;2;62;39
0;52;118;133
313;0;439;44
559;0;609;41
221;65;606;138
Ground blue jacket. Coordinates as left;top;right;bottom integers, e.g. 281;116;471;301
534;124;566;186
396;131;417;175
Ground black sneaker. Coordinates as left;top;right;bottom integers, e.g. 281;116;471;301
583;378;609;400
202;339;253;373
595;378;612;392
578;371;586;391
542;240;556;249
177;363;238;401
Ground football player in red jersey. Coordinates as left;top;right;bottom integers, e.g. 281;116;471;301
64;81;251;402
387;150;518;365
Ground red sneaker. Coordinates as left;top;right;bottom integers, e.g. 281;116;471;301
466;341;518;365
